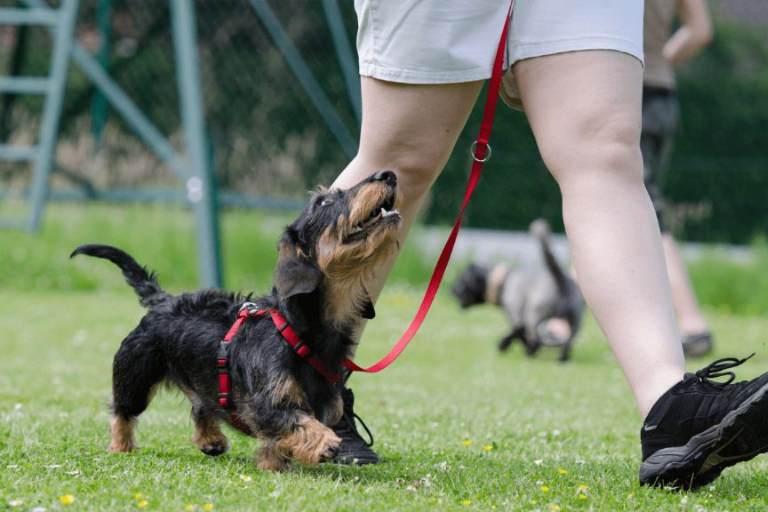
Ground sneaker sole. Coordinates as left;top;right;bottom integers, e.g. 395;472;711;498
639;381;768;490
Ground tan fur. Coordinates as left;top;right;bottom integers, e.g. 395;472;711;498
256;415;340;470
325;394;344;426
345;182;391;229
270;374;307;407
485;264;509;305
257;441;290;471
192;417;230;453
316;216;398;328
108;415;136;452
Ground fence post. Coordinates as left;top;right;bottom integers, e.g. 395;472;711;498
171;0;222;288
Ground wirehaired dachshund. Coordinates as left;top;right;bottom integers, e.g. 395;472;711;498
71;170;401;471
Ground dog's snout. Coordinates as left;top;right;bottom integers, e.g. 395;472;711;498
372;170;397;186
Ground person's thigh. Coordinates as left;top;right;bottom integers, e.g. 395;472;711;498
512;50;644;186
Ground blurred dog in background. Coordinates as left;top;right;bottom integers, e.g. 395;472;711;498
451;219;584;362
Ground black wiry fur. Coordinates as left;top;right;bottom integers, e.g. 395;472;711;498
73;171;401;470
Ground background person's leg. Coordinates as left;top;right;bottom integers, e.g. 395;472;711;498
661;233;709;335
333;77;483;304
514;50;685;417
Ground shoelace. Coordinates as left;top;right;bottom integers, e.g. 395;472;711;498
341;410;374;447
695;353;755;385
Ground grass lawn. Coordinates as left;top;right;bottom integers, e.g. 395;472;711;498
2;204;768;510
3;286;768;511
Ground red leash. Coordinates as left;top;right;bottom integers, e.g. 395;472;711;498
343;6;512;375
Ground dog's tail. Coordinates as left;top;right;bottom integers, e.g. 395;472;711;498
70;244;169;308
530;219;570;295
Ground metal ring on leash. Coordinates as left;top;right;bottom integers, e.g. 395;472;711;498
470;140;492;163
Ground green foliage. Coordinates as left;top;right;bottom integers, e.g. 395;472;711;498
688;237;768;316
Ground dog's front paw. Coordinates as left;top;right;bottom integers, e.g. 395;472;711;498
199;439;230;456
193;431;230;456
107;440;136;453
257;443;290;472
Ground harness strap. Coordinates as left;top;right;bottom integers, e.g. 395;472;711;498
343;3;512;375
217;303;340;412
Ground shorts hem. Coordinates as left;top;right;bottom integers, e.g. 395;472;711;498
509;36;644;65
358;62;497;84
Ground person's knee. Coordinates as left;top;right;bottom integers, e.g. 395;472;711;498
360;136;449;202
540;107;643;191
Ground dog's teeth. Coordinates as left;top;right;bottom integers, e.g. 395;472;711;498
382;208;399;218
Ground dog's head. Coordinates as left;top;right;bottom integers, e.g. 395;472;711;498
451;263;488;309
274;170;401;328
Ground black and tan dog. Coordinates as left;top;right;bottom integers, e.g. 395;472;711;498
71;170;401;471
451;219;584;362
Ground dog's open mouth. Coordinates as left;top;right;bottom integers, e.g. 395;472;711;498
344;190;400;244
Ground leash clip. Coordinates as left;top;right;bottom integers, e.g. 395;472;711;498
470;140;492;163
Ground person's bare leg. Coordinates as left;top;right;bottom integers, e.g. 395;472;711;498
515;51;685;417
333;77;483;303
662;233;709;334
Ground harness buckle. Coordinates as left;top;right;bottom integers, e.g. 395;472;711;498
293;341;312;358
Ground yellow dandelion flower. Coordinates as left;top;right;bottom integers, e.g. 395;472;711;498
203;503;214;512
540;485;550;493
578;494;588;500
482;444;493;452
557;467;568;475
184;504;196;512
577;484;589;493
137;499;148;508
133;493;144;500
462;439;473;447
59;495;75;506
548;504;561;512
460;499;472;506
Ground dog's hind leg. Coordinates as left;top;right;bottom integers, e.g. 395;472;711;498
498;328;522;352
559;339;574;363
109;330;166;453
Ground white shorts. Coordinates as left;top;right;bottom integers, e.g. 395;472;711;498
354;0;644;107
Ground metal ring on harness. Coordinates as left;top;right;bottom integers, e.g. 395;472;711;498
470;140;492;163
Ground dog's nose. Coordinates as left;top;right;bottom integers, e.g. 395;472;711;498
373;170;397;186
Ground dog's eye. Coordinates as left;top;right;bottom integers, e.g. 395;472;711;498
319;199;333;207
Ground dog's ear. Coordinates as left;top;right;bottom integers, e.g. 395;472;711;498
274;231;322;300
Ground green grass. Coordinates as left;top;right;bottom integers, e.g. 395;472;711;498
3;204;768;510
3;289;768;511
0;204;433;294
3;204;768;316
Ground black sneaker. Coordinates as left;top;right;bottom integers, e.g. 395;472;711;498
682;331;714;358
640;354;768;490
329;388;380;465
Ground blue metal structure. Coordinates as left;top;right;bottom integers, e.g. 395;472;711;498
0;0;78;231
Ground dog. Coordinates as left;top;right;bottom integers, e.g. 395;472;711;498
71;170;401;471
451;219;584;362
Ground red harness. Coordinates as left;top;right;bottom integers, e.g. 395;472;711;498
217;302;341;411
218;5;511;404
